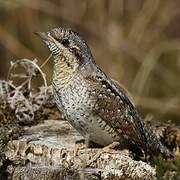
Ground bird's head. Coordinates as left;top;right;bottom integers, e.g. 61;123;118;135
36;27;93;71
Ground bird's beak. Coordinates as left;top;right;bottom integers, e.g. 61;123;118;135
35;31;63;57
35;31;54;45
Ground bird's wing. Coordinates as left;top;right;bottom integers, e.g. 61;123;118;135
111;79;135;106
85;74;147;147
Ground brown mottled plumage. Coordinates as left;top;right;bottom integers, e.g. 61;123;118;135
36;27;173;159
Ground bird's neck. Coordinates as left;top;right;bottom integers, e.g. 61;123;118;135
52;59;77;88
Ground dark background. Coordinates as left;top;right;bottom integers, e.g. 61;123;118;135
0;0;180;125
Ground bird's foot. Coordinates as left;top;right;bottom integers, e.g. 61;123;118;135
103;141;120;150
74;136;90;156
74;142;88;156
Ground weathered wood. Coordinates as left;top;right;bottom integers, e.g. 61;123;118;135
5;120;156;180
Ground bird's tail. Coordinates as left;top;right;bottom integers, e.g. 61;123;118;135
141;122;174;159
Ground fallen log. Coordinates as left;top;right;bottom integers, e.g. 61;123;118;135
5;120;156;180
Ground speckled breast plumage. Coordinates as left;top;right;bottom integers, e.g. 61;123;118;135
53;73;121;146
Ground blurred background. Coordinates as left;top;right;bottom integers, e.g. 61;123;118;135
0;0;180;125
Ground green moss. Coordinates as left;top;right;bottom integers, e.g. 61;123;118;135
154;156;180;179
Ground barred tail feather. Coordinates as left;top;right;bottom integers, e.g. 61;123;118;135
142;123;174;159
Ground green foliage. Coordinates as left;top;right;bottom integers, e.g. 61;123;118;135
154;156;180;179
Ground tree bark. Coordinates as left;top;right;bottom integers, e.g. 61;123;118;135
5;120;156;180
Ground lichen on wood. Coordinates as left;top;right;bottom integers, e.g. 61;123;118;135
6;120;156;180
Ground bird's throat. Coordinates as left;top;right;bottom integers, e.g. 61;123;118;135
53;58;77;88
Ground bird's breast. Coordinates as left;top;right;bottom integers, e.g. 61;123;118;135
53;74;94;130
53;75;120;146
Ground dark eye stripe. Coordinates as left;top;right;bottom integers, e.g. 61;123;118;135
61;38;70;47
70;47;83;65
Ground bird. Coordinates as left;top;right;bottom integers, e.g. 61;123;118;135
36;27;173;159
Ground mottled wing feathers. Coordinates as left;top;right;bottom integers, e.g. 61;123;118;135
111;79;135;106
84;73;174;159
85;74;147;148
110;78;147;144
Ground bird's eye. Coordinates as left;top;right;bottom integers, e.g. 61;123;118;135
61;38;70;47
